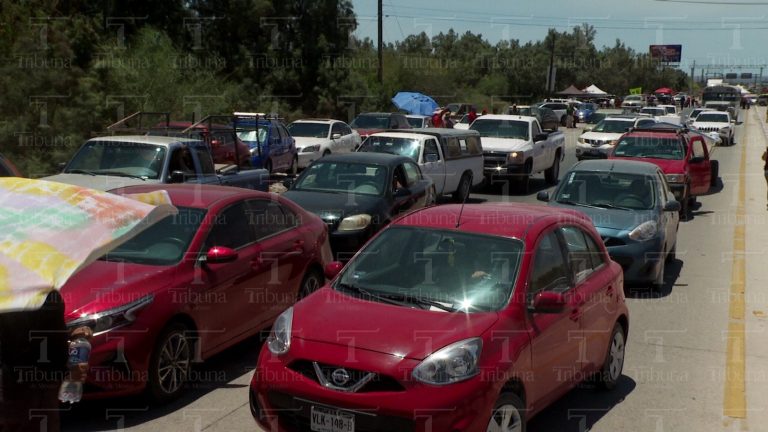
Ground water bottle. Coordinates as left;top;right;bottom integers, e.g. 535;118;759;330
58;327;92;403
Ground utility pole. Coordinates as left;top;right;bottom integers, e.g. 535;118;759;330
546;33;556;94
690;60;695;94
377;0;383;85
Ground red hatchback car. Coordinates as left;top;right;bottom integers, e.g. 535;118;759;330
61;184;332;402
250;203;629;432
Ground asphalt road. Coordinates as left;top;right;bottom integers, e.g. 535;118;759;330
63;110;768;432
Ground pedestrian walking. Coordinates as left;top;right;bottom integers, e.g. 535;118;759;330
468;106;478;124
566;103;575;128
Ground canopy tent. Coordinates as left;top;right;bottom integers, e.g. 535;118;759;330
391;92;439;116
582;84;608;95
556;85;586;96
654;87;674;94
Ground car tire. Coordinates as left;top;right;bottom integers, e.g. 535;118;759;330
147;322;193;404
560;116;567;126
544;151;560;185
298;268;324;299
710;160;719;187
680;193;690;221
487;392;526;432
453;172;472;202
596;323;626;390
289;157;298;176
322;150;331;157
666;242;676;262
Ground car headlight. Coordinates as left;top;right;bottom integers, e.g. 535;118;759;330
413;338;482;385
577;137;586;144
302;145;321;153
267;307;293;355
507;152;524;163
665;173;686;184
338;214;372;231
628;220;658;242
719;127;730;133
66;295;153;334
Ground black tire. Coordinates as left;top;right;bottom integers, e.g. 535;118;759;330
322;149;331;157
453;172;472;202
560;116;567;126
288;157;298;176
487;392;526;432
680;190;690;221
298;268;324;299
147;322;193;404
597;323;626;390
710;160;719;187
666;242;676;262
544;151;560;185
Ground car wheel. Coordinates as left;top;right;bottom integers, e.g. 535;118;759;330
298;268;324;299
147;322;193;403
452;172;472;202
487;393;526;432
680;193;690;221
651;255;665;291
710;160;719;187
322;149;331;157
666;242;676;262
289;157;298;176
560;116;567;126
597;323;626;390
544;151;560;185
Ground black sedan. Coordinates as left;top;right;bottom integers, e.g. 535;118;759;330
283;153;435;260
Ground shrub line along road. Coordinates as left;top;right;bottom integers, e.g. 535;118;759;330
64;110;768;432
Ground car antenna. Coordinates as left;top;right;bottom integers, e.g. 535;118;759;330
455;173;473;228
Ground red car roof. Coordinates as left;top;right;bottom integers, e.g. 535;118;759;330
110;184;273;208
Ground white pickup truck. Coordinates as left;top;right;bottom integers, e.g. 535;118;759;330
470;115;565;193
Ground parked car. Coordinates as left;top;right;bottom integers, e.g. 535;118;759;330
43;136;269;191
609;125;717;218
684;107;714;126
757;94;768;106
405;115;433;128
658;105;678;115
691;111;734;146
673;92;688;105
283;153;434;260
0;153;22;177
358;129;484;201
61;184;332;401
639;106;667;119
287;119;361;169
621;94;645;110
147;121;252;168
510;105;560;131
539;159;679;289
576;116;657;160
234;112;298;175
350;112;412;140
575;102;599;123
250;203;629;432
538;102;568;125
473;115;565;193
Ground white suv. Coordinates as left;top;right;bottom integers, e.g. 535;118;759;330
576;116;656;159
692;111;734;146
287;119;361;169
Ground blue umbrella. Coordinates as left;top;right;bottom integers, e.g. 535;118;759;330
391;92;439;116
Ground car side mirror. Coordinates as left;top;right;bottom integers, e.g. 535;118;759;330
332;133;342;139
282;178;295;189
324;261;344;279
663;200;681;212
533;133;548;142
531;291;567;313
204;246;238;264
169;170;186;183
536;191;550;202
425;153;439;163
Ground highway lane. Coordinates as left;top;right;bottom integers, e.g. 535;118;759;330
62;114;768;432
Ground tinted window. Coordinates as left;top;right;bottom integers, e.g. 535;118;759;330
331;123;344;137
65;141;166;180
206;202;254;250
403;162;421;185
554;171;656;210
293;161;388;196
444;138;462;158
288;122;330;138
529;231;571;298
582;229;606;269
195;147;216;175
466;136;482;155
358;136;420;160
470;119;529;140
246;200;298;240
424;139;441;161
351;115;389;129
560;226;598;283
593;119;633;133
531;121;541;137
613;136;685;160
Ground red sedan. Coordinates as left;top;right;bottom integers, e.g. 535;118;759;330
250;203;628;432
61;184;332;402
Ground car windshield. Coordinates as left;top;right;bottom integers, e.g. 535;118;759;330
641;108;665;116
293;161;388;195
470;119;529;139
554;171;656;211
336;226;523;312
236;126;269;144
625;95;642;101
351;115;389;129
288;122;330;138
592;119;633;133
101;207;205;265
517;107;533;116
65;141;167;179
663;106;676;114
406;117;424;128
696;113;729;123
358;136;420;160
612;136;685;160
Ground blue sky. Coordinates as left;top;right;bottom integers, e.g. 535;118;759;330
351;0;768;76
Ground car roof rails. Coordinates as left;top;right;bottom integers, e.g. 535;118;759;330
106;112;171;134
233;112;284;121
628;125;690;134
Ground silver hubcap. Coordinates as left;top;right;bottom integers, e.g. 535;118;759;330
157;333;190;394
609;330;625;381
487;404;523;432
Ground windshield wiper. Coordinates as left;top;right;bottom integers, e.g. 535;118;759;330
336;283;410;307
98;171;146;180
376;292;458;312
555;199;600;209
592;202;633;211
66;169;96;176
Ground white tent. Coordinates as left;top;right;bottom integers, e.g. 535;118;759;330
582;84;608;95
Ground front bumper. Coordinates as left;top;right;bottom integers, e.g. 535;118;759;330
250;339;496;432
600;230;665;285
575;143;612;158
329;228;374;261
668;183;687;201
81;328;153;399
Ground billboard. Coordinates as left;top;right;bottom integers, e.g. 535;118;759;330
649;44;682;62
725;73;738;79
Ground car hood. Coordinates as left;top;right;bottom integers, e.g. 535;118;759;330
293;136;330;149
42;173;157;191
283;190;384;222
548;202;655;231
610;156;686;174
293;288;500;360
60;260;175;322
580;131;624;141
481;137;530;152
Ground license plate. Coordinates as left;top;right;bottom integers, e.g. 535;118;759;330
311;406;355;432
588;149;600;154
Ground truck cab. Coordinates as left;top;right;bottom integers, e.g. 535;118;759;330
234;112;298;175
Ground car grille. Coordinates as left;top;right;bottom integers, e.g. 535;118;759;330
483;151;508;167
696;126;723;132
584;138;610;146
288;360;406;393
318;211;344;230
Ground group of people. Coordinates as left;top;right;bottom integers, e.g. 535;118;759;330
431;106;487;128
740;97;753;110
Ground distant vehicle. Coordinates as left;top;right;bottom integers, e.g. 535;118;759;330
575;102;598;123
350;112;411;140
510;105;560;130
540;159;680;289
147;121;251;168
453;114;471;130
405;115;433;128
283;153;435;260
471;115;565;193
0;153;22;177
234;113;299;175
658;105;678;115
673;92;688;104
287;119;361;169
757;94;768;106
576;116;657;160
684;107;714;126
639;107;666;118
538;102;568;125
702;85;741;111
621;94;645;109
445;103;477;118
358;129;484;201
692;111;734;146
62;184;331;401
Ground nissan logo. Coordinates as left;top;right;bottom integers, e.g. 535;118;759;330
331;368;351;386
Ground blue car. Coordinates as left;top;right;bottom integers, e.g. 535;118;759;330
576;102;598;123
538;159;680;290
234;113;298;175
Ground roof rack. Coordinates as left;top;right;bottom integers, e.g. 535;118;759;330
628;125;689;134
233;112;283;121
106;112;171;134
